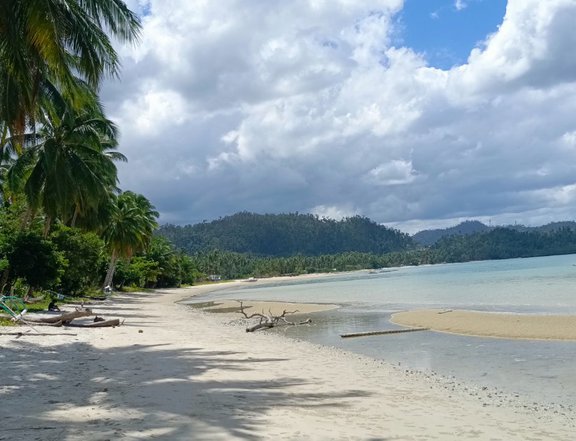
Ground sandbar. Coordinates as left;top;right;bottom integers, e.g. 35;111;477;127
391;309;576;340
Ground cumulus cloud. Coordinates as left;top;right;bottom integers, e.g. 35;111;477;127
455;0;468;11
103;0;576;232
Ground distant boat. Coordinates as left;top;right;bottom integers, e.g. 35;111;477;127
245;277;258;282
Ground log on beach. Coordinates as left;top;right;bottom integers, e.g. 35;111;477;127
0;332;78;337
66;319;121;328
23;308;94;324
340;327;429;338
12;308;121;329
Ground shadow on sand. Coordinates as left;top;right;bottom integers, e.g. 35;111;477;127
0;335;375;440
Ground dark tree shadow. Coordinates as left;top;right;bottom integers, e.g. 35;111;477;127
0;336;376;440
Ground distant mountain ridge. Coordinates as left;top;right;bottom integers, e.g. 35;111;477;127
412;220;576;245
412;220;491;246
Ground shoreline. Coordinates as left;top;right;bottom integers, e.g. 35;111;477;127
178;273;343;316
391;308;576;341
1;286;574;440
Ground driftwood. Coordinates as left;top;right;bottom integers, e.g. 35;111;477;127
12;307;122;329
340;327;429;338
66;318;121;328
238;301;312;332
23;308;94;324
0;332;78;337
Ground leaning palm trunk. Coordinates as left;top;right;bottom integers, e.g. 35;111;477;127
43;215;52;238
103;249;118;289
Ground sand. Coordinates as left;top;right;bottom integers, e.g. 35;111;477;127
187;298;339;316
391;309;576;340
1;284;574;440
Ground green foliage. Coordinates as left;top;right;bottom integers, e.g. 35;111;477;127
158;212;414;257
5;95;126;231
101;191;159;288
0;1;168;297
114;236;201;289
7;232;64;290
103;191;159;259
429;226;576;262
0;0;141;138
115;257;160;289
50;225;107;295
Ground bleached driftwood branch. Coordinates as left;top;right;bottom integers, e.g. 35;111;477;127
16;308;121;328
21;307;94;325
238;301;312;332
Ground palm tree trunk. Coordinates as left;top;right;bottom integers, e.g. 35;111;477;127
43;215;52;238
0;268;10;293
0;124;8;152
103;249;118;289
70;205;80;227
22;206;36;229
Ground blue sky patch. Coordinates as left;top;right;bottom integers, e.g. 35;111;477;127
396;0;507;69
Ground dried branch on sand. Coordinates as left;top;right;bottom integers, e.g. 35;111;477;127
14;307;121;328
237;301;312;332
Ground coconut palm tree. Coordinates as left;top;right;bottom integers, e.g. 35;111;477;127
0;0;141;140
5;89;126;234
102;191;159;288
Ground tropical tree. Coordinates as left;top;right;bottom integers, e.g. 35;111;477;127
7;231;64;298
102;191;159;288
0;0;141;141
50;225;107;295
5;92;126;235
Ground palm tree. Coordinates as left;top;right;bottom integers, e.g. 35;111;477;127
102;191;159;289
5;90;126;234
0;0;141;141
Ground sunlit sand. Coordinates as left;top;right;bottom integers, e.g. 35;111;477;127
391;309;576;340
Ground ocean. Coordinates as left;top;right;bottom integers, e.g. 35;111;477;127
188;254;576;408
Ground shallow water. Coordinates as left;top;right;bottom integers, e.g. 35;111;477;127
189;254;576;407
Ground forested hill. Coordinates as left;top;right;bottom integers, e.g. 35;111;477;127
157;212;414;256
413;220;576;246
430;226;576;262
413;220;490;246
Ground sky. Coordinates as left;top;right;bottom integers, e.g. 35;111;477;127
103;0;576;234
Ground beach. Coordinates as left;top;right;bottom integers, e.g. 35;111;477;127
391;309;576;340
1;283;574;440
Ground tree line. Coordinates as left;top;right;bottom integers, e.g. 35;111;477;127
165;224;576;281
0;1;166;298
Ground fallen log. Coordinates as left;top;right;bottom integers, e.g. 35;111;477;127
0;332;78;337
19;320;64;327
65;318;121;328
340;328;429;338
23;308;93;324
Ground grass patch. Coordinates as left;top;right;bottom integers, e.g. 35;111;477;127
0;316;16;326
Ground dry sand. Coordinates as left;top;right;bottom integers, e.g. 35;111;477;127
392;309;576;341
1;284;574;440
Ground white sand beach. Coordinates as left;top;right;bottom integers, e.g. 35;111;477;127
1;284;574;440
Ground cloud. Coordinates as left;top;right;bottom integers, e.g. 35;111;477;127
454;0;468;11
104;0;576;232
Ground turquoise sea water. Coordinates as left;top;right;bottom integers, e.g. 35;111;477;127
189;254;576;407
